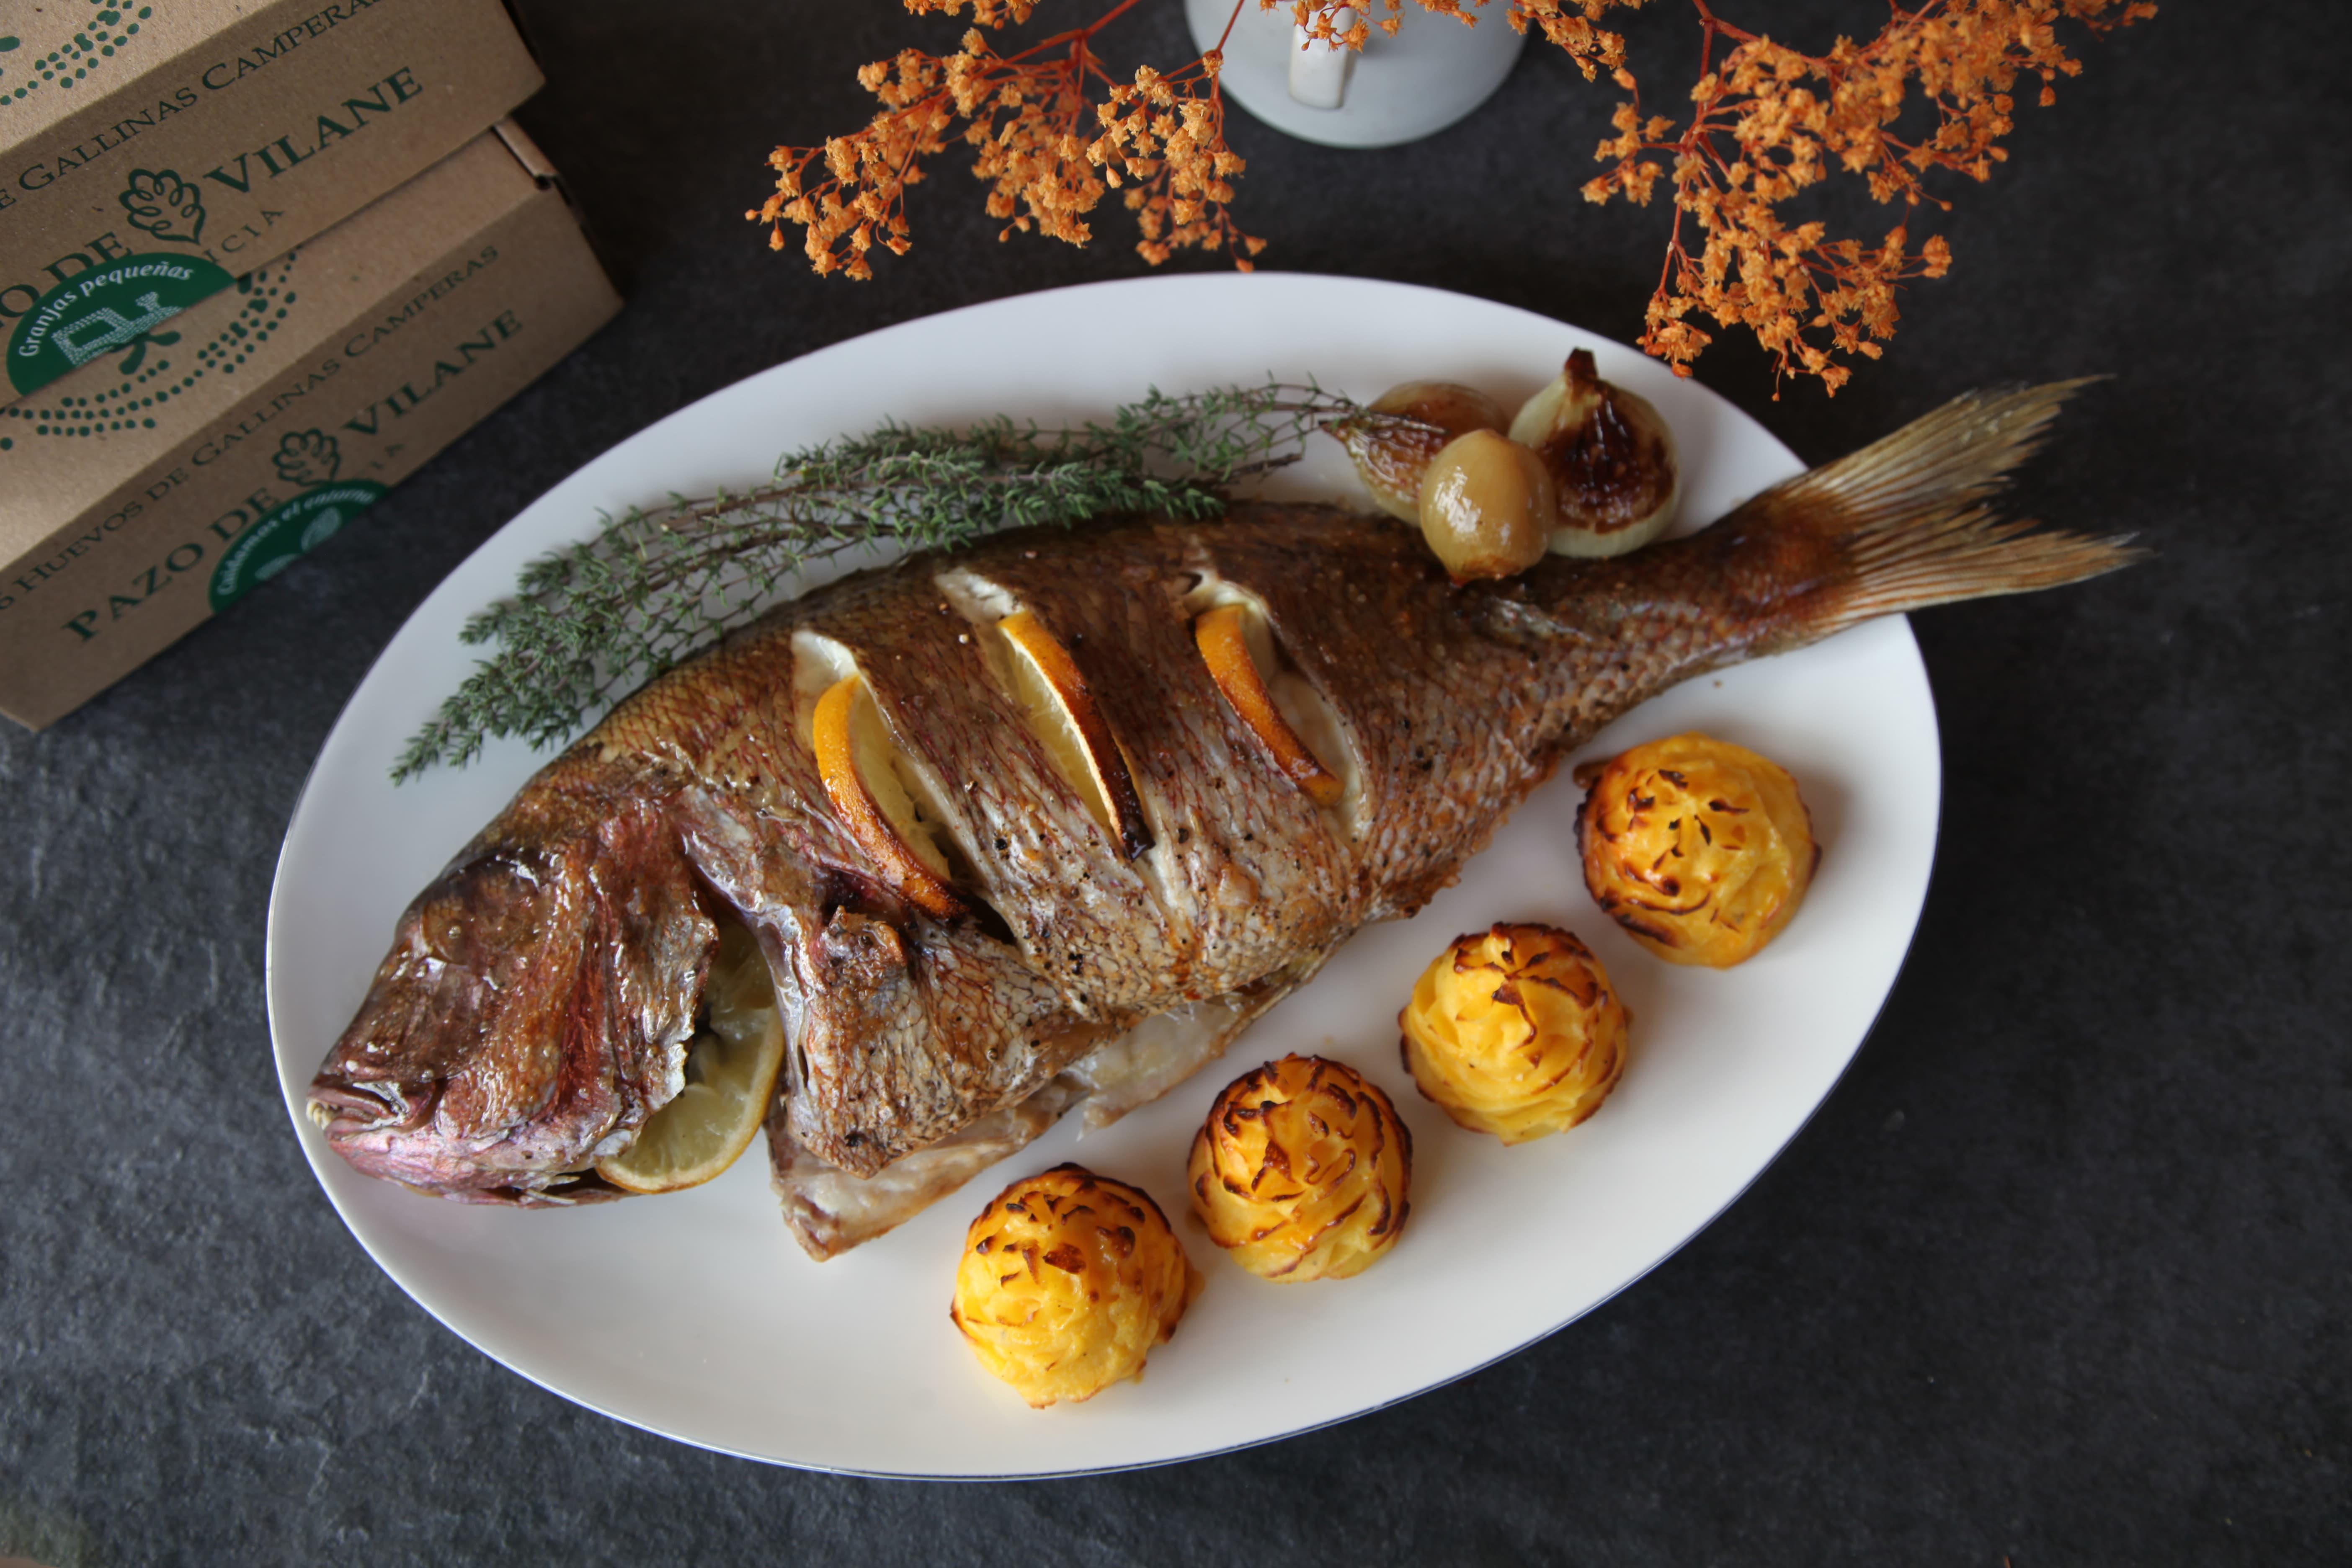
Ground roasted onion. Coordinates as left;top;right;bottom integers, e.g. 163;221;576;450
1337;379;1511;521
1417;429;1557;583
1509;349;1680;558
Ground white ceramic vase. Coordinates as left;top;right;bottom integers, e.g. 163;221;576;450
1184;0;1528;149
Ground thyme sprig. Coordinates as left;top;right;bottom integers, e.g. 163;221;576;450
392;380;1371;781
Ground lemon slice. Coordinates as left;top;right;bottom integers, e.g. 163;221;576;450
597;921;787;1194
995;611;1153;858
1194;604;1344;808
811;672;968;918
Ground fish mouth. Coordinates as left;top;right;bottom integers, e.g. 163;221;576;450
305;1078;423;1135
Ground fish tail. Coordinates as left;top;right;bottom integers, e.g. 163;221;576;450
1763;380;2147;640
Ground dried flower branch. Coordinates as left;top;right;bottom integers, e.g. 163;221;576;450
1090;50;1262;266
744;0;1263;276
1509;0;1638;84
395;381;1385;779
1580;0;2156;391
747;5;1105;277
753;0;2151;391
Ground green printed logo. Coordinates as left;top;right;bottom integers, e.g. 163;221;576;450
0;6;157;113
5;252;233;395
273;427;340;486
0;252;302;453
119;168;206;245
209;442;385;611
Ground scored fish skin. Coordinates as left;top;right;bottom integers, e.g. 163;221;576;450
308;382;2139;1216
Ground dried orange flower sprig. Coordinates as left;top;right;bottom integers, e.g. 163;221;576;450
1578;0;2155;389
751;1;1106;277
750;0;2151;389
745;0;1261;278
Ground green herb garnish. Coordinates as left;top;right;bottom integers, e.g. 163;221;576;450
392;380;1374;781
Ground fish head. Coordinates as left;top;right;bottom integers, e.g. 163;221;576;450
307;798;715;1203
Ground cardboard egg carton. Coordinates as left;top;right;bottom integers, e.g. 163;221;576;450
0;0;543;407
0;120;621;729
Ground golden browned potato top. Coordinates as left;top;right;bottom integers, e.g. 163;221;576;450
1577;731;1818;968
1401;923;1630;1145
1187;1055;1412;1283
949;1163;1200;1408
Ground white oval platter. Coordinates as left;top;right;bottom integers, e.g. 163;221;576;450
267;273;1939;1477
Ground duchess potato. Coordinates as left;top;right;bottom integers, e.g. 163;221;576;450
1400;924;1629;1144
949;1164;1202;1408
1577;731;1819;968
1188;1055;1411;1282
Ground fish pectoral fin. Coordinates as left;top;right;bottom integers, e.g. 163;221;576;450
1063;949;1338;1131
764;950;1338;1258
814;904;913;999
769;1079;1083;1261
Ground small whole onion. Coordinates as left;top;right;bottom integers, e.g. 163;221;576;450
1417;429;1557;583
1337;379;1510;521
1508;348;1681;558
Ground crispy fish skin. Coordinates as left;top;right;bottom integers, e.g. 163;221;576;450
309;382;2139;1212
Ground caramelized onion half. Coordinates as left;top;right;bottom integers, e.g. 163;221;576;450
1509;349;1680;558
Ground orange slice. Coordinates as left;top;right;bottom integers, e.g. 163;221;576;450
996;610;1154;859
1194;604;1343;808
597;920;786;1194
812;673;968;919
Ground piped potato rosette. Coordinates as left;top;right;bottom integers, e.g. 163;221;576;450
1401;924;1630;1145
949;1164;1202;1408
1577;732;1819;968
1187;1055;1412;1282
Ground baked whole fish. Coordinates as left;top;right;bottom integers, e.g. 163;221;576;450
308;383;2135;1257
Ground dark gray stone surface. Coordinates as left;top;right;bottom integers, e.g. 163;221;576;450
2;2;2344;1562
